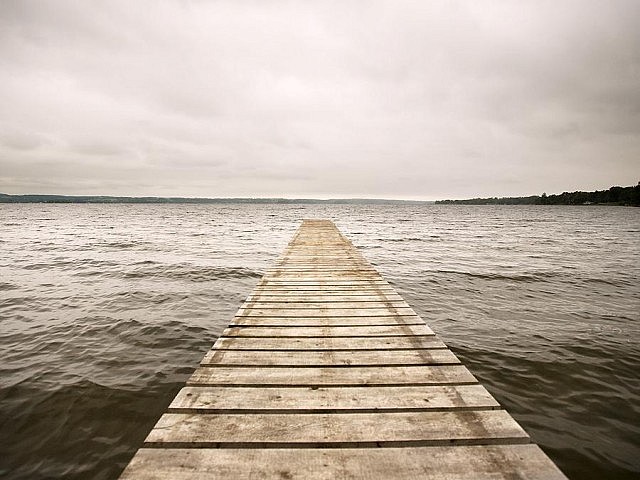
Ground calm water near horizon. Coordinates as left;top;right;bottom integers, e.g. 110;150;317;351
0;203;638;479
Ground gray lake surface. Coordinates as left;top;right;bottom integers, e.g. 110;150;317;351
0;204;638;479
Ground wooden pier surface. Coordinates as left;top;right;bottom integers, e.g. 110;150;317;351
120;219;567;479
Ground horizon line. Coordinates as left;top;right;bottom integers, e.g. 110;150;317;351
0;192;435;203
1;182;636;203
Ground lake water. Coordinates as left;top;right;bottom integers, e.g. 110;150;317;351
0;204;638;479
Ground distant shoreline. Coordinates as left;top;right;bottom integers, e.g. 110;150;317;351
435;184;639;206
0;194;432;205
1;183;638;205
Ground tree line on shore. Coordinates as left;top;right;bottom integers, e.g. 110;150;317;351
436;183;640;206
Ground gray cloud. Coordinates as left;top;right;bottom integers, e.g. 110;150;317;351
0;0;638;199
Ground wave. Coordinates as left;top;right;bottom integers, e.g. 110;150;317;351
0;377;180;480
0;281;18;291
123;264;262;281
102;241;149;249
582;277;630;287
450;343;640;478
431;269;547;282
380;237;431;242
70;262;262;281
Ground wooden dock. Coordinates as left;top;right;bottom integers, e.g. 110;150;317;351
120;219;567;479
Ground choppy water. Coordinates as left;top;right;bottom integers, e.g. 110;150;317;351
0;204;638;479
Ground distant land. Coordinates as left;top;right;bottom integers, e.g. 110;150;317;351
0;193;432;205
436;184;640;206
1;183;638;205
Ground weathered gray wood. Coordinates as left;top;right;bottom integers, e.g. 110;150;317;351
235;307;417;317
265;271;380;276
264;276;386;282
267;266;378;271
257;283;392;288
254;285;396;291
273;263;372;266
245;294;404;301
169;385;498;412
213;335;446;350
276;257;365;260
187;365;478;386
268;264;377;268
266;273;380;277
258;279;390;284
119;219;568;480
241;301;410;309
228;315;425;326
200;348;459;366
119;445;568;480
252;288;398;294
221;325;433;337
144;410;529;447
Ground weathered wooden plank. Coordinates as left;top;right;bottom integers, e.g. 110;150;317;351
239;301;411;310
252;287;398;294
277;259;366;262
268;271;379;276
119;445;568;480
221;325;433;337
273;263;372;266
187;365;478;386
266;271;380;276
258;280;389;284
144;410;529;447
282;251;357;255
288;240;349;243
200;348;459;366
275;257;368;260
275;260;369;263
265;268;382;281
259;280;390;285
229;315;425;327
279;250;362;253
272;266;373;270
268;264;377;269
254;284;396;291
169;385;498;413
264;277;385;282
245;294;404;301
213;335;446;350
266;263;378;267
235;308;417;317
255;286;394;291
275;263;369;266
267;266;378;271
285;242;350;245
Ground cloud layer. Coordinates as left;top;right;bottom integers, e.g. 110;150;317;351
1;0;638;199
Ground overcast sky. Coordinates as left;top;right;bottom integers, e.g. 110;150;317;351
1;1;638;199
